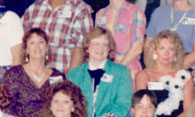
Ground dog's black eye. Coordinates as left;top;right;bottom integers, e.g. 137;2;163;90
181;75;185;80
166;81;169;85
175;85;179;89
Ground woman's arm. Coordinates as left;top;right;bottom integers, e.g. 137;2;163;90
120;39;143;66
179;76;194;117
120;10;146;66
183;43;195;69
10;44;22;66
135;70;148;91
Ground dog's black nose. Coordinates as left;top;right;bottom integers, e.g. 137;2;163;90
175;85;179;89
181;75;185;80
166;81;169;85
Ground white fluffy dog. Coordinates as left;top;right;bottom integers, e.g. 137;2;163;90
155;70;191;116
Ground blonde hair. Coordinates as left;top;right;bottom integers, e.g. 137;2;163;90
82;27;116;62
144;30;185;69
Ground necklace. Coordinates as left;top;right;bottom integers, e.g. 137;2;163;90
32;73;45;83
169;7;188;31
27;64;46;83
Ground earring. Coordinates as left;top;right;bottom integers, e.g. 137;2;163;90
152;54;158;60
173;57;177;62
25;54;29;62
71;108;74;112
46;54;48;60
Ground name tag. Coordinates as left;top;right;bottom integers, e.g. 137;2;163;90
96;17;106;25
101;74;113;83
58;7;71;18
182;17;195;24
148;82;164;90
49;76;63;85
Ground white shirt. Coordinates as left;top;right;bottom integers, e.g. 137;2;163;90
0;11;24;66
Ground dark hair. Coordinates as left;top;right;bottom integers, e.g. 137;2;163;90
21;28;49;64
132;89;157;108
82;27;116;61
126;0;136;4
0;83;10;110
42;80;87;117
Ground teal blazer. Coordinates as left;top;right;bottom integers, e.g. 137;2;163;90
68;60;133;117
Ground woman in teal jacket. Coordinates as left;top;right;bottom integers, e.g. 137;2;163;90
68;27;133;117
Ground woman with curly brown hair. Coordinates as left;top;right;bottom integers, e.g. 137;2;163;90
135;30;194;117
42;80;87;117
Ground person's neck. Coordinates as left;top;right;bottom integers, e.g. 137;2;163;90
28;59;46;73
172;0;192;10
89;59;106;68
155;63;175;74
49;0;66;9
110;0;124;12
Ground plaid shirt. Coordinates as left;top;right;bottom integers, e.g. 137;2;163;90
22;0;93;74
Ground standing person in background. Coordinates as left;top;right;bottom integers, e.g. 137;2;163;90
145;0;195;72
22;0;93;74
96;0;146;89
68;27;133;117
0;0;24;82
2;28;65;116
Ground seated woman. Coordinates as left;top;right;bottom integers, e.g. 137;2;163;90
1;28;65;116
131;89;157;117
42;80;87;117
135;30;194;117
68;27;133;117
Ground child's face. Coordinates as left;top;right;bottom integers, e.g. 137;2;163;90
132;95;156;117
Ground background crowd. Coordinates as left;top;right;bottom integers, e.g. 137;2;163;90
0;0;194;117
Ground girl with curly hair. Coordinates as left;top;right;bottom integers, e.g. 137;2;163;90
42;80;87;117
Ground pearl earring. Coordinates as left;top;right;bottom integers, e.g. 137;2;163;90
152;54;158;60
25;54;29;62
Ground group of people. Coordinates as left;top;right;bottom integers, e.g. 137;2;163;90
0;0;194;116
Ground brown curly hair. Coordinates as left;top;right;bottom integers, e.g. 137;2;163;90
144;30;185;69
42;80;87;117
0;83;10;110
82;27;116;62
21;28;49;65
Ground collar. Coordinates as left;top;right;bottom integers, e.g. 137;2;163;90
106;1;130;12
89;59;107;70
43;0;72;10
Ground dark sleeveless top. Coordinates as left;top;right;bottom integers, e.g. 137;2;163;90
144;70;183;117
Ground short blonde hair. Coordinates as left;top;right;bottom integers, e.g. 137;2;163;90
144;30;185;69
82;27;116;61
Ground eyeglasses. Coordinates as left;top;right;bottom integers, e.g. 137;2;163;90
89;42;109;49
